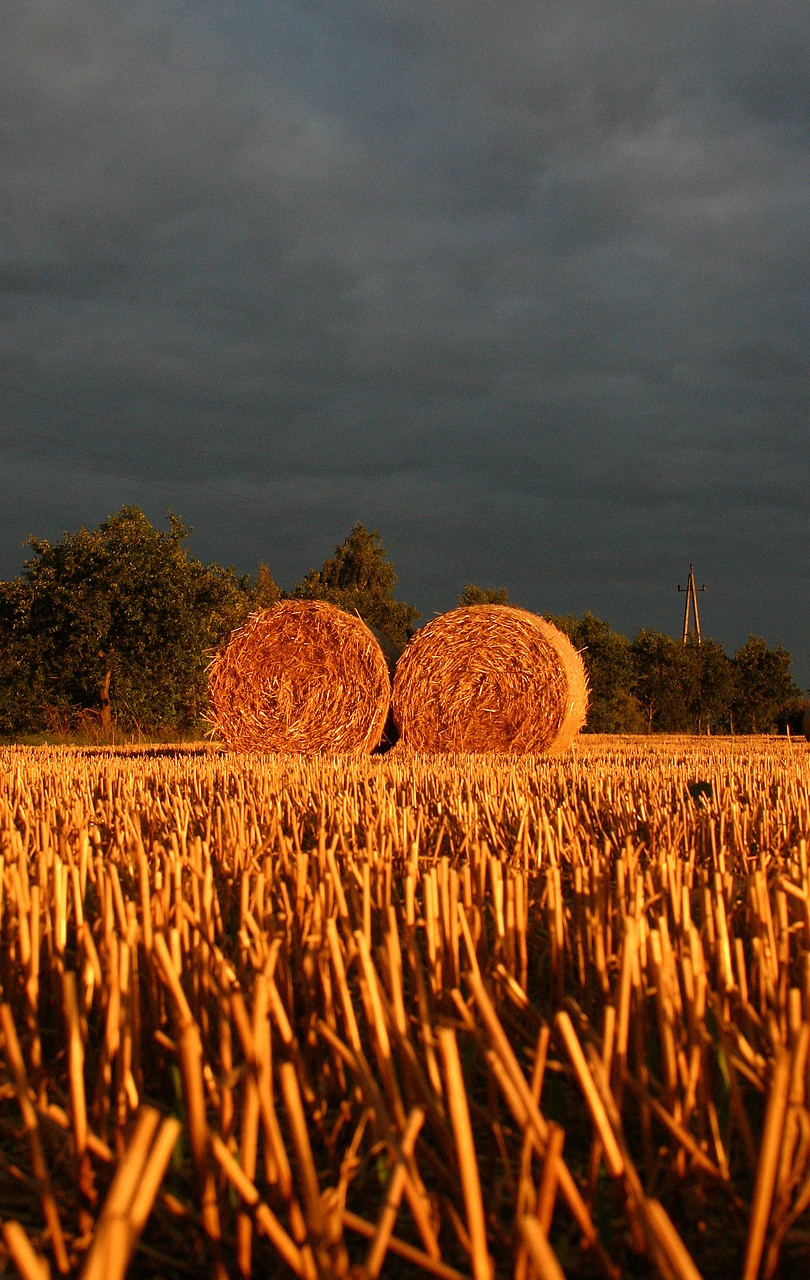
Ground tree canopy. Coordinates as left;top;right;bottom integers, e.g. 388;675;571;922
0;507;249;736
292;523;419;649
549;612;647;733
547;614;801;735
731;635;802;733
630;629;692;732
0;506;802;740
458;585;509;606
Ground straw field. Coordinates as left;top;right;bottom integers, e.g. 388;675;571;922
0;737;809;1278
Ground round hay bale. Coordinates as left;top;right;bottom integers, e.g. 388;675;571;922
392;605;589;754
207;600;391;754
803;703;810;742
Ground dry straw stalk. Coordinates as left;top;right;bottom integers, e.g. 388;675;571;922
1;735;809;1277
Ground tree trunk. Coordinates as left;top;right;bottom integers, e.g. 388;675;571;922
99;668;112;733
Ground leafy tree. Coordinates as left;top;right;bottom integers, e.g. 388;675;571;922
631;630;691;732
680;639;736;733
0;507;249;736
251;563;283;609
292;523;419;648
548;612;645;732
459;585;509;606
0;577;48;734
731;636;802;733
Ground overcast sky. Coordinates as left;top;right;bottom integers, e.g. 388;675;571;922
2;1;808;685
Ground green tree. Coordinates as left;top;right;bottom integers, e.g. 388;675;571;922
292;523;419;648
0;506;249;737
548;612;645;733
631;630;692;732
0;577;47;734
731;636;802;733
251;562;283;609
680;639;736;733
458;585;509;606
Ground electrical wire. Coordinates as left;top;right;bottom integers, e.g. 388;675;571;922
0;415;362;523
0;376;458;529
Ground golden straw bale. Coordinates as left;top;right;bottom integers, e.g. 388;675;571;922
207;600;390;754
392;605;589;754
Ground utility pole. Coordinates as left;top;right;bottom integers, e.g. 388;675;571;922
678;564;705;645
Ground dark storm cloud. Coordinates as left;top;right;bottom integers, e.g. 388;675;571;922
1;0;808;680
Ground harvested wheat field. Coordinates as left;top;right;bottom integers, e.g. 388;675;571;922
0;736;809;1279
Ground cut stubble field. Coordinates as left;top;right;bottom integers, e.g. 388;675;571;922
0;736;809;1279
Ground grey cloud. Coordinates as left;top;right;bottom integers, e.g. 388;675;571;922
1;0;808;681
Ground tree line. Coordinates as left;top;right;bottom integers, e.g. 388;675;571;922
546;612;803;736
458;586;803;735
0;506;803;738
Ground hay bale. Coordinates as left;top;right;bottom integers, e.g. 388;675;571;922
207;600;391;754
392;605;589;754
803;703;810;742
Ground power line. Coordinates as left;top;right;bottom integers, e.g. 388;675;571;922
0;376;336;497
0;376;457;529
0;416;360;524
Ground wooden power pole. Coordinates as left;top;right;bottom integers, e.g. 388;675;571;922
678;564;705;645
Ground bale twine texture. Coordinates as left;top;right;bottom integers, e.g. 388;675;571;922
392;605;589;754
207;600;391;754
